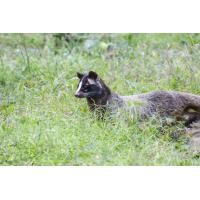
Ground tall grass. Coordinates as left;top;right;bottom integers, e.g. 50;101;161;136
0;33;200;165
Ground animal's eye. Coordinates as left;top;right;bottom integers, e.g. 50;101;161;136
82;85;88;92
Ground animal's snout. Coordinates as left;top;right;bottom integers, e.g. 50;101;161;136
74;91;84;98
74;92;80;97
74;94;80;98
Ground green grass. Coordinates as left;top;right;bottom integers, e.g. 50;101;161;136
1;33;200;165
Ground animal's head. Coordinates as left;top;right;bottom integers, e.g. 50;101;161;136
74;71;107;98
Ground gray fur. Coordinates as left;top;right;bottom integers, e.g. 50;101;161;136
96;90;200;123
122;91;200;119
75;72;200;124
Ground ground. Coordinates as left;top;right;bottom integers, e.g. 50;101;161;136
0;33;200;165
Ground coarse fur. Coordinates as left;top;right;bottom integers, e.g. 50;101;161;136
74;71;200;125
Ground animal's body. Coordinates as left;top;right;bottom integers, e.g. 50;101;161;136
74;71;200;126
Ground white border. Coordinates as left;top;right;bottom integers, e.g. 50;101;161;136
0;0;200;32
0;167;200;200
1;0;200;199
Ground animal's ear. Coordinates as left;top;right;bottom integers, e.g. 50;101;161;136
77;72;84;79
88;71;98;80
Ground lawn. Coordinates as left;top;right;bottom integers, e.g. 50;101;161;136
0;33;200;165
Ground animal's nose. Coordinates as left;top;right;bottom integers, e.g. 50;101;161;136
74;92;82;98
74;93;79;97
74;91;84;98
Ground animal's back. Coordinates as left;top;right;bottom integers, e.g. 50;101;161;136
121;90;200;118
